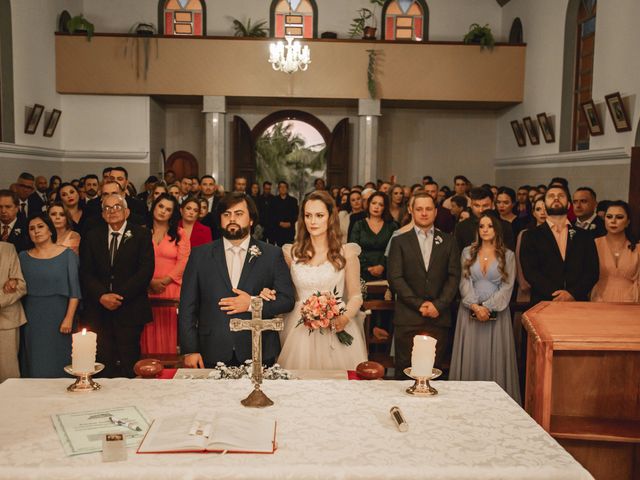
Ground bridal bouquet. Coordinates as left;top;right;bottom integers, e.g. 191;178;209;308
297;288;353;346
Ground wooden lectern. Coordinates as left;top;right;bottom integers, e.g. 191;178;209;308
523;302;640;480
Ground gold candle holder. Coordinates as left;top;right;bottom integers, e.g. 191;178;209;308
64;363;105;392
403;367;442;396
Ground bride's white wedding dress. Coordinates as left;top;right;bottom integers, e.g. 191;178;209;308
278;243;368;370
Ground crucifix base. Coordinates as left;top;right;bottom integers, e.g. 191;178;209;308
241;384;274;408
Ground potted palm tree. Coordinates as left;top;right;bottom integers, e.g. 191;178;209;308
67;14;95;41
232;18;268;37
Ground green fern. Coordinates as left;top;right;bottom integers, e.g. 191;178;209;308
232;18;268;38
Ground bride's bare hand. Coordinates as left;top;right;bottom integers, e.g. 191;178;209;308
258;288;277;301
333;314;349;332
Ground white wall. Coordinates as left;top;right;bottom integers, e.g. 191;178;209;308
164;105;205;174
2;0;152;189
495;0;639;200
378;108;498;187
81;0;501;40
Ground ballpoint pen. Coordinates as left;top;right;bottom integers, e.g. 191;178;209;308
109;415;142;432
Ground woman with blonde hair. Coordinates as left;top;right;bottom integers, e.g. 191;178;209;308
48;202;81;255
261;190;368;370
449;212;520;403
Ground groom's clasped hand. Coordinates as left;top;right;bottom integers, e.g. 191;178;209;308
218;288;252;315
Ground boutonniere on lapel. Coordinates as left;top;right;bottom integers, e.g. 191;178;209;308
248;245;262;263
434;234;443;246
588;223;596;231
122;229;133;244
568;227;576;240
12;228;21;236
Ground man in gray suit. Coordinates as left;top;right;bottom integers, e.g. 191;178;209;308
388;192;461;378
0;242;27;382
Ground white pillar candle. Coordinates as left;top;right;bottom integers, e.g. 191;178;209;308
411;335;437;377
72;328;97;373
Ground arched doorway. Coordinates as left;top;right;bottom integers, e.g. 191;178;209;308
232;110;350;194
165;150;199;179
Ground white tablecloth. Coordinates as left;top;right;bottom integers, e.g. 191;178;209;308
0;378;592;480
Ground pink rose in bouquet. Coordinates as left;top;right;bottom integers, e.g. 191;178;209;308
297;288;353;346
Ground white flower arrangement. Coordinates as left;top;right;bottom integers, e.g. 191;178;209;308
568;228;576;240
248;245;262;262
122;230;133;243
208;360;292;380
434;234;443;245
12;228;21;236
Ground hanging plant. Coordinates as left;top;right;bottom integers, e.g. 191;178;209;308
366;49;379;99
124;22;159;80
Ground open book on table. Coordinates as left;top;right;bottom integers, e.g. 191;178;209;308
137;411;276;454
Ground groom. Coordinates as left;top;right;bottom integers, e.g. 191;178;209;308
179;192;295;368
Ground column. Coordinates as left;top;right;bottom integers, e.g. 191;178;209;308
357;99;381;185
202;96;227;185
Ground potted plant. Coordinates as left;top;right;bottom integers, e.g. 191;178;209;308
232;18;268;38
349;0;384;39
463;23;495;50
66;14;95;41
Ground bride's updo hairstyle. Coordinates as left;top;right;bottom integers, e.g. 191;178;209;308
293;190;346;270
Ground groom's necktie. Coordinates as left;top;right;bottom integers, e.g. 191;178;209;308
230;246;243;289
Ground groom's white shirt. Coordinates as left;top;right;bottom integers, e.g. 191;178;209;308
223;236;250;287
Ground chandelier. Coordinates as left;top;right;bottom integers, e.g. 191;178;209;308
268;36;311;74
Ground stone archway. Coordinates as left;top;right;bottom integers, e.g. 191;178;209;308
165;150;199;179
232;110;349;190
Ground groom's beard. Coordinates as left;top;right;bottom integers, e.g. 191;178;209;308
221;223;250;240
545;205;568;216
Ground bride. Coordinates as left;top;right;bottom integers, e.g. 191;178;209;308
260;190;368;370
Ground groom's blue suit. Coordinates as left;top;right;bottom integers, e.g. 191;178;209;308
179;238;295;366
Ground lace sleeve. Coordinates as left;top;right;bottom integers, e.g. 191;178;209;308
343;243;363;320
282;244;293;268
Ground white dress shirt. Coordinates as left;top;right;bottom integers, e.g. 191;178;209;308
223;236;250;288
414;225;435;272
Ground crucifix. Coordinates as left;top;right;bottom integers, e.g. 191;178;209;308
229;297;284;408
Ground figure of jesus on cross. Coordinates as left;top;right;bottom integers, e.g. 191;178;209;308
229;297;284;407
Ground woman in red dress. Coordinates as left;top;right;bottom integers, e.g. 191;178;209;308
141;194;190;355
179;196;212;248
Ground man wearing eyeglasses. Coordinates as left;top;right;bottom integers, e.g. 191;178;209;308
80;194;154;378
15;172;44;220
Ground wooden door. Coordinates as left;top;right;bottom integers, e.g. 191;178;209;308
232;115;256;184
165;150;199;179
325;118;350;188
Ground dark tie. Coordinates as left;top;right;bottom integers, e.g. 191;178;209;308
1;225;9;241
109;232;120;265
20;202;26;216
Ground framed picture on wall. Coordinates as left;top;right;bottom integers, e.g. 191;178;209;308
536;113;555;143
604;92;632;133
510;120;526;147
523;117;540;145
24;104;45;134
581;100;604;136
43;109;62;137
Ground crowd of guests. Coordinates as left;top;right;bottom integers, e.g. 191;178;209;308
0;168;638;404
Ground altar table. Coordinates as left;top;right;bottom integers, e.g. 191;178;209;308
0;378;592;480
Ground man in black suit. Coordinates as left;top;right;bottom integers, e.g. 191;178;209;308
270;181;298;246
29;175;49;214
179;192;295;368
520;185;599;306
0;190;30;252
454;187;515;251
80;194;154;377
83;181;146;233
388;192;461;378
15;172;44;220
572;187;606;238
255;181;274;242
107;166;148;219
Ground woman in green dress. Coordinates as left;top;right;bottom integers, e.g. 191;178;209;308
349;191;398;281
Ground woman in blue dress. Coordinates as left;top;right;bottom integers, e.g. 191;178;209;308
449;212;521;403
19;213;81;378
